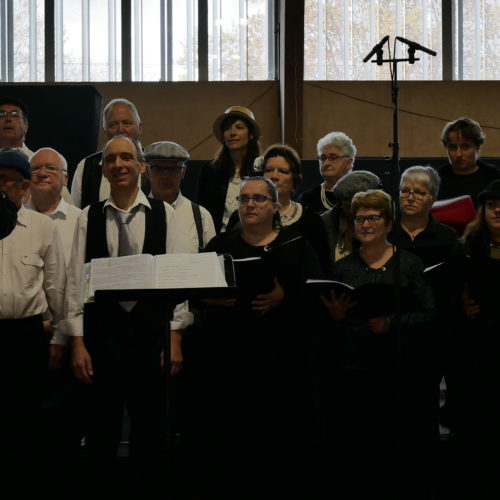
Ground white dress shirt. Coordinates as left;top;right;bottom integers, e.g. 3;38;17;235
65;189;192;338
167;192;216;253
25;197;82;267
0;206;65;328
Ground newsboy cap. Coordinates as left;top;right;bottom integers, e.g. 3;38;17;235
0;150;31;180
143;141;189;162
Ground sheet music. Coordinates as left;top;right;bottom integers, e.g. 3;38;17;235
90;254;155;295
153;252;228;288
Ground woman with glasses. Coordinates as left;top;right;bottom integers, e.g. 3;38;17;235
297;131;356;213
228;143;331;274
446;180;500;497
320;189;436;499
197;106;261;233
193;176;324;494
393;166;458;268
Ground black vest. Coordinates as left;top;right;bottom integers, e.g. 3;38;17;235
81;152;151;208
85;198;166;263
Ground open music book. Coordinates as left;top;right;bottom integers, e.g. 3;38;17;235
306;279;413;319
81;252;228;303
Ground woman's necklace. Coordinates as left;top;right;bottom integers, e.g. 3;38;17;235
320;183;336;210
280;201;302;226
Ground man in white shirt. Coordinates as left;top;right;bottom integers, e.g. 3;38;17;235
66;135;190;462
28;148;82;266
145;141;216;253
70;98;148;208
26;147;82;383
0;150;66;459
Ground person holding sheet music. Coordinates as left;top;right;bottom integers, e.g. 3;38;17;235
196;176;324;494
228;143;331;274
65;135;191;482
445;179;500;498
320;189;436;499
390;165;459;487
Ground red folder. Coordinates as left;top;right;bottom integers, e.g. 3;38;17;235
431;195;476;236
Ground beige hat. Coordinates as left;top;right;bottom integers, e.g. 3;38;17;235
212;106;261;143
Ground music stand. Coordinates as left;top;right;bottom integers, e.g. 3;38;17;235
94;283;238;475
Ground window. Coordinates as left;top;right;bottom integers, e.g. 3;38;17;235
456;0;500;79
0;0;274;82
304;0;443;80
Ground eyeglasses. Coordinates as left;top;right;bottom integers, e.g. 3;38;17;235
400;188;428;200
31;165;67;175
0;110;23;120
318;154;349;164
148;163;184;173
353;214;385;225
485;200;500;211
236;194;273;204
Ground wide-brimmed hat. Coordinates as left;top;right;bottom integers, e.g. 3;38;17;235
212;106;260;143
478;179;500;204
0;150;31;179
144;141;189;162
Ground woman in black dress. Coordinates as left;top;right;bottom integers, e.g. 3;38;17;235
228;143;331;274
447;179;500;499
196;176;324;494
197;106;261;233
320;189;436;499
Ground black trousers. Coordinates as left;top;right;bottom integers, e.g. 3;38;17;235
83;301;169;461
1;315;47;460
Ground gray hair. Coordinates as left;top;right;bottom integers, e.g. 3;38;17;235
102;135;144;162
400;166;440;198
102;98;141;129
333;170;381;202
30;147;68;173
317;131;357;159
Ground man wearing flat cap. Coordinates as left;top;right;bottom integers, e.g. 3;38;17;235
145;141;216;254
0;150;66;460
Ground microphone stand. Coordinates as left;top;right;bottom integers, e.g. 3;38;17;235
362;34;436;460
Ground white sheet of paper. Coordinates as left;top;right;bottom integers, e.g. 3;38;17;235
153;252;227;288
90;254;154;295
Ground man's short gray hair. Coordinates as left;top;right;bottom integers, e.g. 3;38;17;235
317;131;357;159
102;98;141;129
102;135;144;162
30;147;68;173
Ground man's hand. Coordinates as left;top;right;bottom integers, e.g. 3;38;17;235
48;344;65;372
70;337;93;384
170;330;183;376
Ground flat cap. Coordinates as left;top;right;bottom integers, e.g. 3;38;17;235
143;141;189;162
0;150;31;179
333;170;381;201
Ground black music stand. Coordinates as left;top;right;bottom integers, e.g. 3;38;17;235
94;285;238;475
